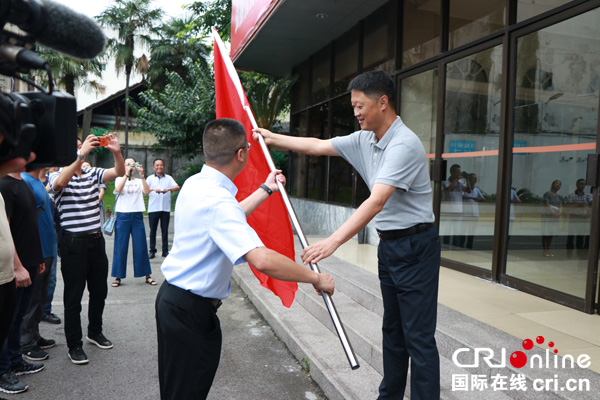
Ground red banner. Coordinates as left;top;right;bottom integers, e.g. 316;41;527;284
231;0;281;61
213;33;298;308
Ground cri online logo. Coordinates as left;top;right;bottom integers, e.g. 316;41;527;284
452;336;591;369
511;336;557;368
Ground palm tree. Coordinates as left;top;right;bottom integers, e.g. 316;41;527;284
36;46;104;96
96;0;162;157
148;16;210;90
242;73;298;130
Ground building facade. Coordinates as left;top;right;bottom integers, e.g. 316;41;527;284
233;0;600;313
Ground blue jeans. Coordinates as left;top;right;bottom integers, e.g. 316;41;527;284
112;212;152;279
377;226;441;400
44;249;58;314
0;266;36;374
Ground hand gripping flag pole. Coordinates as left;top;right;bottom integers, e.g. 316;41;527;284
212;28;359;370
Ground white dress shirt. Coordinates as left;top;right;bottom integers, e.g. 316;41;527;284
161;165;264;299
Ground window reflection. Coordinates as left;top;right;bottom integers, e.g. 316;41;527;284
363;1;396;73
402;0;441;68
517;0;571;23
329;95;355;205
440;45;503;270
506;8;600;298
400;69;438;154
449;0;506;49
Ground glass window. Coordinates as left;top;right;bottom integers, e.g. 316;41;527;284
440;45;503;270
400;68;438;155
363;2;396;74
289;112;307;197
334;27;359;97
517;0;571;23
329;95;355;205
402;0;442;68
292;61;309;112
311;46;331;105
506;8;600;299
449;0;506;50
306;105;328;200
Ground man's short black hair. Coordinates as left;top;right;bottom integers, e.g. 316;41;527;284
203;118;247;166
450;164;461;174
347;70;395;107
153;158;165;166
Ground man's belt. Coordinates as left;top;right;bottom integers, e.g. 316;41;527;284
63;231;103;239
377;223;433;241
167;282;222;311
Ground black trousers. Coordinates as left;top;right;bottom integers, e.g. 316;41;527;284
60;234;108;349
148;212;170;255
377;225;441;400
156;281;222;400
0;279;16;350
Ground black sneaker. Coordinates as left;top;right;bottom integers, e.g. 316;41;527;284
37;337;56;350
162;252;169;257
0;372;28;394
21;346;48;361
12;360;44;376
42;312;61;324
68;347;89;365
149;250;156;259
86;333;113;349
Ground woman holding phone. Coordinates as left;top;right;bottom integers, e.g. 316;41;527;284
111;157;156;287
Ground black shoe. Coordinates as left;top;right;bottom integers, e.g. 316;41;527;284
0;372;28;394
12;360;44;376
86;333;113;349
162;252;169;257
42;312;61;324
149;250;156;259
37;337;56;350
68;347;89;365
22;346;48;361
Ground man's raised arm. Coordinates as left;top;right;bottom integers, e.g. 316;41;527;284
101;133;126;183
253;128;339;157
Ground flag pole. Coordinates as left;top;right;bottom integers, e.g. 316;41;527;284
213;28;359;370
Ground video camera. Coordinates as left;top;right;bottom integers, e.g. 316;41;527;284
0;0;106;167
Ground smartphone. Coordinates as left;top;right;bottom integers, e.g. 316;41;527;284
98;136;108;147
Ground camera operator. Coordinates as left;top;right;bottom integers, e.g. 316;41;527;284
49;133;125;365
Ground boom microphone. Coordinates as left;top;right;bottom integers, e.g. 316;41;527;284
2;0;106;59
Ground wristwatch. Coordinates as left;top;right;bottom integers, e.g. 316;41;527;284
76;150;85;161
260;183;273;196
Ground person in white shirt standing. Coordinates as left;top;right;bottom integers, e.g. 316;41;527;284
146;159;180;259
111;158;156;287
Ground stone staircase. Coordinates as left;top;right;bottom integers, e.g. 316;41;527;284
232;239;599;400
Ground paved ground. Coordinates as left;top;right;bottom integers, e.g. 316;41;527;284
13;223;327;400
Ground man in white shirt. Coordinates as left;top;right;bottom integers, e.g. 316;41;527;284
146;159;179;258
155;118;334;400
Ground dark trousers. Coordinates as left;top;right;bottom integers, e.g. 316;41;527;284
60;234;108;349
156;282;222;400
0;279;16;350
0;267;36;374
21;257;53;350
148;212;170;255
377;226;441;400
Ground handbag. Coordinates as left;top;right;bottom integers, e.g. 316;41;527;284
102;194;119;236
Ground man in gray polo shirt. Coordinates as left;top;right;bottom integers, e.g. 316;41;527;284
254;70;441;400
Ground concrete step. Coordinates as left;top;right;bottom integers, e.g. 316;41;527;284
232;265;381;400
232;244;600;399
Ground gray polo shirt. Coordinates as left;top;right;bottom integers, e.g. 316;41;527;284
331;116;434;231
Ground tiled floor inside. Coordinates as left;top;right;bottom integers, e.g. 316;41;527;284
315;237;600;374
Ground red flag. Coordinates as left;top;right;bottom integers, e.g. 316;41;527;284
213;30;298;308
